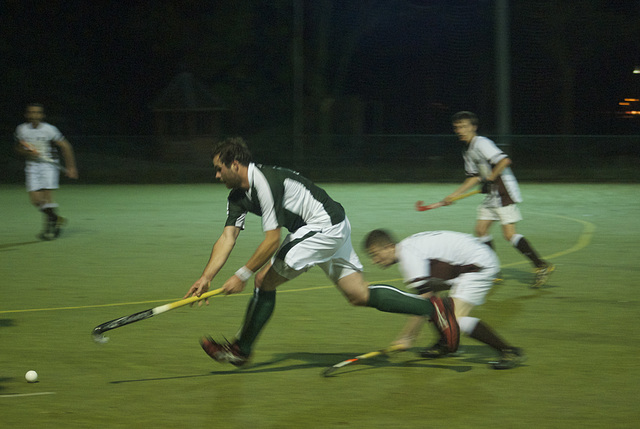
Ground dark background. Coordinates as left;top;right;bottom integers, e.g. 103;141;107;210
2;0;639;136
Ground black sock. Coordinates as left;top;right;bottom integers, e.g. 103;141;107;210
513;236;544;268
469;320;511;352
42;207;58;222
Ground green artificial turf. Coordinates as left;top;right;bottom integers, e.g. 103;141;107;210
1;183;639;428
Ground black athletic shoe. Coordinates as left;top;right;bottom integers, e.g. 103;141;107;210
420;340;450;359
53;216;66;238
490;347;526;370
200;336;249;367
38;220;56;241
429;296;460;353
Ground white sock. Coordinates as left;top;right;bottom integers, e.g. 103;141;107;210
510;234;523;247
458;316;480;335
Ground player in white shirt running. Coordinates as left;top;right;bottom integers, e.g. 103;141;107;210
442;111;553;288
365;228;525;370
14;103;78;240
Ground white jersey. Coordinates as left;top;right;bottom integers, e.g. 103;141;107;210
225;163;345;233
396;231;499;290
15;122;64;162
463;135;522;206
223;163;360;283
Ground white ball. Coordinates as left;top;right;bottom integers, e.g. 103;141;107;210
25;370;38;383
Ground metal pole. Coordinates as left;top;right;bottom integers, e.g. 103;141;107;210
293;0;304;166
495;0;511;148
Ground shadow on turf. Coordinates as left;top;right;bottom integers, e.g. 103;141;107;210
495;267;560;290
0;377;12;392
0;240;41;251
500;268;533;284
109;347;513;384
0;319;16;328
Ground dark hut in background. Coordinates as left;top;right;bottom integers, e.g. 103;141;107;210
151;72;227;165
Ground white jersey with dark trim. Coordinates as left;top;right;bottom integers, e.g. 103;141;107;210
463;135;522;206
396;231;499;290
15;122;63;162
225;163;345;233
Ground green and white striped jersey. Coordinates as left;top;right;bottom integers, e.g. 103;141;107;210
225;163;345;233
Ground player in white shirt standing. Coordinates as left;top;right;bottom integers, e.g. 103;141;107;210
442;111;553;288
365;228;525;369
15;103;78;240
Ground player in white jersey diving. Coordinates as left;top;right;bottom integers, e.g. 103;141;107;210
183;137;459;366
365;228;525;369
441;111;553;288
14;103;78;240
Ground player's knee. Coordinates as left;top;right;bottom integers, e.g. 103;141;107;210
336;277;370;306
340;285;369;306
347;296;368;307
257;270;286;292
452;298;473;318
334;272;370;306
347;293;369;307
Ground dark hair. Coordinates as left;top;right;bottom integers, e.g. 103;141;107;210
26;103;45;111
451;111;478;126
363;229;397;250
212;137;253;167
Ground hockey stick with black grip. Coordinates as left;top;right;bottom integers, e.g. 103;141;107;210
92;288;224;343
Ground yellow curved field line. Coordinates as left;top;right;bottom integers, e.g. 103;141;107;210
502;212;596;268
0;214;595;315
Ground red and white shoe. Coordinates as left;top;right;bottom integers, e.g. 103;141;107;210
200;336;250;367
429;296;460;353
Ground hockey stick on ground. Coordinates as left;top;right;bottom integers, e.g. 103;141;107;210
322;344;406;377
415;189;481;212
91;288;224;343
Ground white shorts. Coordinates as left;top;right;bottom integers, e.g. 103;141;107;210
25;162;59;192
271;217;363;284
448;260;500;307
477;203;522;225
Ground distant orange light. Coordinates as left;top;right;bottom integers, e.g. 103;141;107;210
619;102;630;106
624;98;639;102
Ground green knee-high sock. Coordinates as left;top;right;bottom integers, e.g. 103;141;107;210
367;284;434;317
236;288;276;355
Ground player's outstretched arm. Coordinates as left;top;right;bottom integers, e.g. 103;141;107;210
444;176;481;203
184;226;240;305
392;316;426;349
221;228;282;295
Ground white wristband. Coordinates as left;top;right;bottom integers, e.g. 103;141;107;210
234;266;253;282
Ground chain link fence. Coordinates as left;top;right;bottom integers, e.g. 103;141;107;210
2;134;639;184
